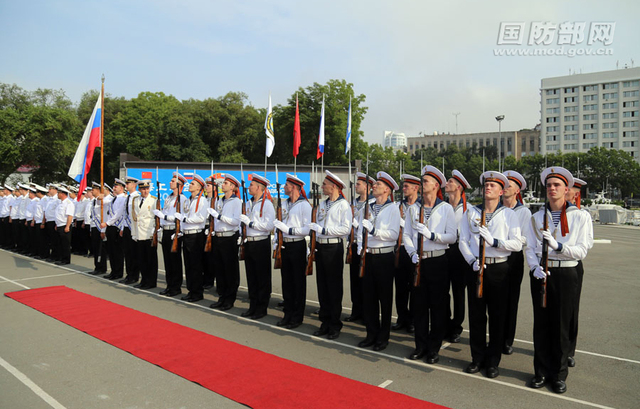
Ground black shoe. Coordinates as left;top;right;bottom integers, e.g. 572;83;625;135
124;278;138;285
166;290;181;297
181;294;193;301
251;312;267;320
449;333;461;343
159;289;170;295
203;284;213;290
118;278;128;284
373;341;388;351
219;304;233;311
503;345;514;355
327;330;340;340
54;260;70;265
358;339;375;348
285;322;301;329
465;362;481;374
344;315;362;322
210;300;224;309
276;319;290;327
552;380;567;394
391;322;406;331
426;353;439;364
109;275;122;281
133;284;143;288
485;366;499;378
241;310;256;318
529;375;546;389
406;324;415;334
89;270;104;275
313;327;329;337
568;356;575;367
139;285;156;290
188;295;203;303
409;348;427;360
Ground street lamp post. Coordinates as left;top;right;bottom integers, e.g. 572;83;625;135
495;115;505;172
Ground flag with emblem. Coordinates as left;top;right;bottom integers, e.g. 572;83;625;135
317;94;325;160
265;93;275;157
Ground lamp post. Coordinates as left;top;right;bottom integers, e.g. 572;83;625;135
495;115;505;172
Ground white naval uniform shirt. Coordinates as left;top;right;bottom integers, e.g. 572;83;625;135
18;193;29;219
122;191;140;231
213;195;241;233
524;204;593;270
10;195;21;219
459;203;523;266
0;196;5;217
180;194;207;231
316;196;351;239
245;197;275;237
25;197;36;221
161;193;190;228
356;198;400;249
44;196;60;223
1;195;12;217
133;195;157;241
104;193;126;228
55;197;75;227
508;202;532;249
75;197;88;223
281;197;311;238
403;199;457;257
34;197;45;224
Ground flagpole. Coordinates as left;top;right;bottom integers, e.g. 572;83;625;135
100;74;105;223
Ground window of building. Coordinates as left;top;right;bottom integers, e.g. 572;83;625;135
603;92;618;100
623;131;639;138
583;85;598;91
565;134;578;140
602;112;618;119
546;135;557;142
564;115;577;122
564;87;577;93
545;89;559;95
623;141;636;147
546;126;559;132
603;83;619;90
583;142;598;149
546;107;560;114
564;143;578;150
623;111;639;117
583;133;597;140
603;102;618;109
623;90;640;98
546;116;559;123
583;94;598;102
623;121;639;128
565;96;576;103
583;123;597;130
564;106;577;113
602;142;618;148
583;114;598;120
546;98;560;104
623;80;640;88
603;132;618;138
547;144;559;151
623;101;639;108
603;122;618;129
583;104;598;111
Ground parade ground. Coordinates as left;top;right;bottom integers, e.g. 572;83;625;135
1;223;638;409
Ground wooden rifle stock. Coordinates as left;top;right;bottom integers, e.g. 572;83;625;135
239;180;247;261
395;197;405;268
476;177;486;298
171;192;181;253
305;183;318;276
204;184;217;252
541;194;549;308
273;182;283;269
358;195;370;278
152;181;161;247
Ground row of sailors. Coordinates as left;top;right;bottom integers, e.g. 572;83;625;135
1;165;591;395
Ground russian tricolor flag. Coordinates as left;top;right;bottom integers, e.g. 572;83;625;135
317;94;325;160
68;90;102;199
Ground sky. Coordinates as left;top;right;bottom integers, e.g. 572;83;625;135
1;0;639;145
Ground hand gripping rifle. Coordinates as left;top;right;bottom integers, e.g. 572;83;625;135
414;179;424;287
305;172;318;276
204;181;217;253
476;176;487;298
541;189;549;308
239;163;247;261
273;165;283;269
152;168;160;247
358;186;370;278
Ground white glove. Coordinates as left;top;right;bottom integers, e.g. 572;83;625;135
273;220;289;232
171;233;175;240
207;208;219;219
361;219;374;232
533;265;549;279
309;223;323;233
204;229;209;236
357;245;363;255
273;239;278;251
153;209;164;218
472;259;486;272
352;218;359;229
478;226;494;245
415;223;431;237
165;214;176;222
400;219;405;229
239;214;251;225
411;253;419;264
174;212;184;222
542;229;559;250
306;246;310;257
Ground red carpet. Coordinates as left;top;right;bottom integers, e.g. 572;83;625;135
6;286;447;409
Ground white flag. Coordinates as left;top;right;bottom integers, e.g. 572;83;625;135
265;93;275;157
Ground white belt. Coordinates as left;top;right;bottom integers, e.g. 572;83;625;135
215;231;236;237
421;249;446;259
246;235;269;242
317;238;342;244
162;224;176;230
367;246;395;254
182;229;203;235
283;237;305;243
485;257;508;264
545;259;579;268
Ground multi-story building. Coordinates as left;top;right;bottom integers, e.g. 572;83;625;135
383;131;408;150
406;129;540;160
541;67;640;161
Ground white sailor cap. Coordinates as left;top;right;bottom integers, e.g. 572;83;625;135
69;186;79;193
27;186;37;193
250;173;270;187
191;174;206;187
401;174;421;186
103;183;113;193
377;171;399;191
125;176;139;184
286;173;305;187
324;170;346;190
480;171;509;189
421;165;447;186
504;170;527;191
224;174;240;187
573;178;587;189
4;184;14;191
540;166;574;188
114;178;126;187
58;185;70;194
84;187;92;193
47;183;58;190
34;184;47;193
91;181;101;189
450;170;471;189
173;172;187;185
356;172;376;186
137;179;152;188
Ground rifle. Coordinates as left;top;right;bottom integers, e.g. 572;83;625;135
541;189;549;308
239;163;247;261
305;176;318;276
273;165;283;269
476;176;487;298
152;169;160;247
171;169;181;253
358;187;370;278
395;189;405;268
345;162;354;264
204;181;217;252
414;179;424;287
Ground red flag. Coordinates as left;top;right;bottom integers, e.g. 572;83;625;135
293;94;301;157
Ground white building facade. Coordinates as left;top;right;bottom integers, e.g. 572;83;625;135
383;131;408;150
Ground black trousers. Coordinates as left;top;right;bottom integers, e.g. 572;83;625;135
446;243;469;337
504;250;525;347
71;222;81;254
466;261;509;367
212;233;240;307
281;239;307;325
203;242;217;290
530;265;579;382
569;260;584;358
123;227;140;281
411;254;449;355
347;242;363;319
138;239;158;287
362;251;395;344
106;226;124;277
244;238;272;315
394;245;414;326
315;242;344;332
56;226;71;264
91;228;108;272
33;222;43;256
182;232;205;298
26;222;36;254
48;221;60;260
1;217;10;247
161;230;183;292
